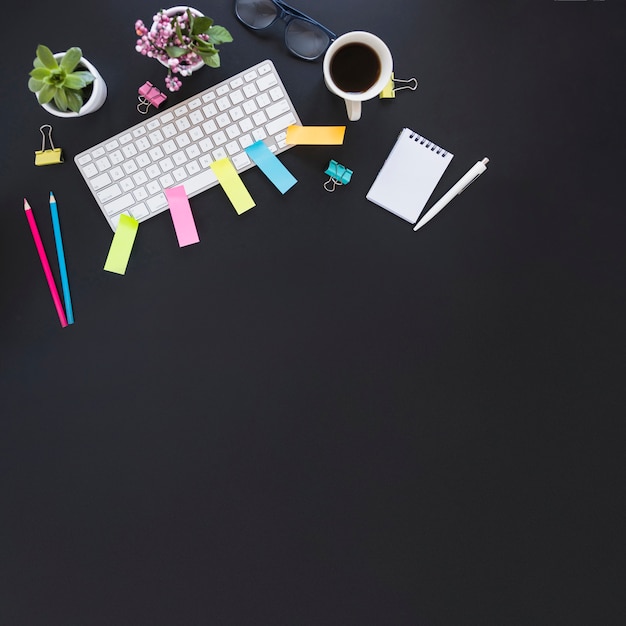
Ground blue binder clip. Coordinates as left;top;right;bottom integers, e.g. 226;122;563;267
324;159;353;192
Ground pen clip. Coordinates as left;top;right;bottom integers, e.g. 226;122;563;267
458;159;489;194
459;172;482;194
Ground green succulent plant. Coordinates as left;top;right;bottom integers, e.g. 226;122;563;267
28;45;95;113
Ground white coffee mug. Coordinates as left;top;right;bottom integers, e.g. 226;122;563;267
323;31;393;121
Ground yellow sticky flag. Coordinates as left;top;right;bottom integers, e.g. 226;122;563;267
286;125;346;145
209;158;255;215
104;214;139;275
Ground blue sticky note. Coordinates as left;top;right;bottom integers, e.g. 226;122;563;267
244;140;297;194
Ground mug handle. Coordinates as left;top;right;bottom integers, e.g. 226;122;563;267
345;99;362;122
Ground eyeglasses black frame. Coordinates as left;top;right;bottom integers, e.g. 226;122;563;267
235;0;337;61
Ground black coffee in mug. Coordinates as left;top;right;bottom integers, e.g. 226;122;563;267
330;43;381;93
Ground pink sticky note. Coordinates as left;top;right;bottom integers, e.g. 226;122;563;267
164;186;199;247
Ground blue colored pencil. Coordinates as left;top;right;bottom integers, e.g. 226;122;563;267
49;192;74;324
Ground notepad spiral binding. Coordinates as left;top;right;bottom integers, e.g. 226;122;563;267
407;131;449;157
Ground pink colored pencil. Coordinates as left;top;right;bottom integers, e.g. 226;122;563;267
24;198;68;328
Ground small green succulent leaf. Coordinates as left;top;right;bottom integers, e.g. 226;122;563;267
65;90;84;113
60;47;82;73
36;45;58;69
29;67;51;81
54;88;69;111
28;77;44;92
63;74;87;90
37;83;56;104
71;71;95;86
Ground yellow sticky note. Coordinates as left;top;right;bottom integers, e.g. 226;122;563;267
209;158;255;215
104;214;139;275
286;125;346;145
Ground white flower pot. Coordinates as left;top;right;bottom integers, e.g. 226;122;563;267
38;52;107;118
154;6;206;74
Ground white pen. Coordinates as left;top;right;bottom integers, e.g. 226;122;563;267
413;157;489;231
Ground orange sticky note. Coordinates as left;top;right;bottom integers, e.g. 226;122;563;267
286;125;346;145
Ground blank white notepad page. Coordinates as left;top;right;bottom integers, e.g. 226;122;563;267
366;128;454;224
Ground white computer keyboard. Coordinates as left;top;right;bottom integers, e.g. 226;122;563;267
74;59;301;230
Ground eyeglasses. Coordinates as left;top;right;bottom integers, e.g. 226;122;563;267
235;0;336;61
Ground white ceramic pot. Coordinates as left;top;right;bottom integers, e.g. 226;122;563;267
154;6;205;74
38;52;107;118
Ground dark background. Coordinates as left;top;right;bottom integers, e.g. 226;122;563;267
1;1;624;624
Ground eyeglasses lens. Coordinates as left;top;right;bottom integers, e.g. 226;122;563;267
236;0;278;29
285;19;330;59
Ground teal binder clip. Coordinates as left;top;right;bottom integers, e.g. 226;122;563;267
324;159;353;192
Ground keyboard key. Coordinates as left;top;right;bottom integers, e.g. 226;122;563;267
110;167;125;181
82;163;98;178
232;152;251;169
91;172;112;190
265;112;297;135
266;100;290;119
104;193;134;216
147;181;161;195
147;193;167;213
257;74;277;91
181;168;218;195
130;203;149;219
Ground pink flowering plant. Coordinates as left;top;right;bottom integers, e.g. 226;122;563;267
135;8;232;92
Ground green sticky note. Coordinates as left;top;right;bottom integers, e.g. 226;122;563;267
104;214;139;275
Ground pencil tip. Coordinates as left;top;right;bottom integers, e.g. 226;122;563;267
24;198;30;210
49;191;55;201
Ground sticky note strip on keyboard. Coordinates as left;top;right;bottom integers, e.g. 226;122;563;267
245;140;297;194
164;185;199;247
286;125;346;145
103;214;139;275
209;158;255;214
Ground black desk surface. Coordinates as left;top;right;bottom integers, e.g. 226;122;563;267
1;1;625;624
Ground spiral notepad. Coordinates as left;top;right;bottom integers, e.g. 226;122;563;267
366;128;454;224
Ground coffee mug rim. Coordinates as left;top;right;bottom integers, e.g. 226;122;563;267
323;31;393;102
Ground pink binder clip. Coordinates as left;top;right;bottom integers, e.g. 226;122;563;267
137;81;167;114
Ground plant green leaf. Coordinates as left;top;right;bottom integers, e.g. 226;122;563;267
165;46;187;58
37;83;55;104
54;88;69;111
71;70;95;86
36;45;58;70
208;26;233;45
64;74;87;90
28;77;44;93
61;47;82;73
29;67;51;80
192;16;214;35
65;89;84;113
192;39;215;53
202;52;221;68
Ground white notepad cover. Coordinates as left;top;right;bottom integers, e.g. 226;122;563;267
366;128;453;223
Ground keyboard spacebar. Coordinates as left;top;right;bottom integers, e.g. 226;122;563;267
181;168;219;197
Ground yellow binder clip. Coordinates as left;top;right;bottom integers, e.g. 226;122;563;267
35;124;63;166
379;73;418;99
